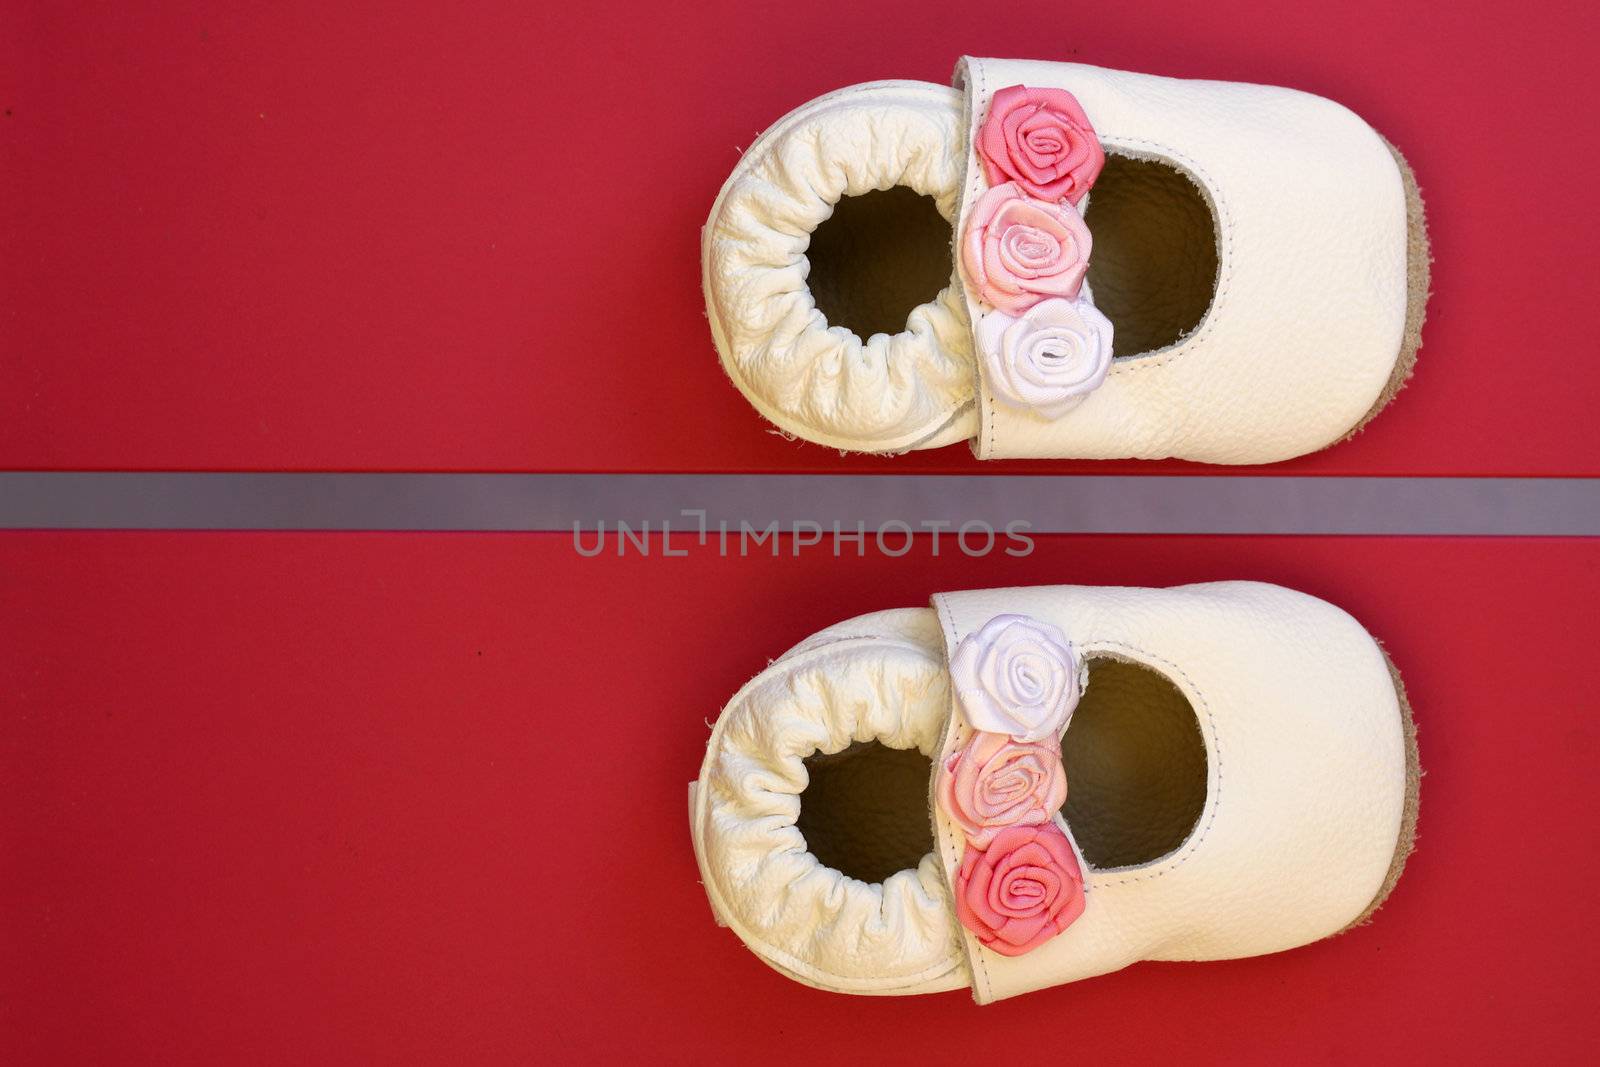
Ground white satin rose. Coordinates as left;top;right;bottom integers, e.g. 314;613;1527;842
975;296;1114;418
950;614;1081;742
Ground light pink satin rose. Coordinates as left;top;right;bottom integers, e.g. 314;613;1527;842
939;732;1067;847
955;823;1085;956
978;85;1105;206
961;183;1091;314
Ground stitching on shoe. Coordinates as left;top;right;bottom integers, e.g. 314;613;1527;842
963;87;1235;457
704;83;974;453
1096;137;1233;381
967;62;999;462
930;618;1224;995
697;634;966;992
1078;639;1223;887
947;60;1000;462
934;597;993;1001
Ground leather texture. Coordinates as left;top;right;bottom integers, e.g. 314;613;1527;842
688;608;971;995
1081;154;1219;358
929;583;1405;1001
688;584;1408;1001
955;59;1409;462
702;82;976;453
1061;657;1209;868
703;61;1410;462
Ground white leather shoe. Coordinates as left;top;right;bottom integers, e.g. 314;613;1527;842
687;582;1419;1002
703;59;1430;463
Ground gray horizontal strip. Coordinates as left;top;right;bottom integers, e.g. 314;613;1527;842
0;473;1596;535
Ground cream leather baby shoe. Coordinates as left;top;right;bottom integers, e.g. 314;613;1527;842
703;59;1429;463
687;582;1419;1002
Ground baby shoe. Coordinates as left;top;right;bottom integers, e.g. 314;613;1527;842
702;59;1429;463
687;582;1419;1001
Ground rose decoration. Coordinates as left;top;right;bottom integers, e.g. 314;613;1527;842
961;182;1091;314
959;83;1113;420
975;297;1114;418
954;823;1086;956
977;85;1105;207
939;613;1087;956
950;613;1080;742
939;732;1067;847
934;82;1109;956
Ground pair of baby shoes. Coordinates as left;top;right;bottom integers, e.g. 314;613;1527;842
703;57;1428;462
689;58;1426;1003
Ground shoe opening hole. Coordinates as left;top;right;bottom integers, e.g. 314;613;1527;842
1062;657;1208;868
1084;154;1220;358
797;740;934;884
805;187;953;341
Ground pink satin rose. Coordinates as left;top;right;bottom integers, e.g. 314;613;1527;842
977;85;1105;206
939;732;1067;847
954;823;1085;957
961;183;1091;314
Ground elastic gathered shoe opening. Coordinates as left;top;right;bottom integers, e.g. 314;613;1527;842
798;739;935;884
1062;657;1207;868
1084;154;1220;358
806;186;956;342
702;82;974;452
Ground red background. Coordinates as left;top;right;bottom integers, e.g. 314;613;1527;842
4;0;1597;1062
3;533;1596;1063
3;1;1598;475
